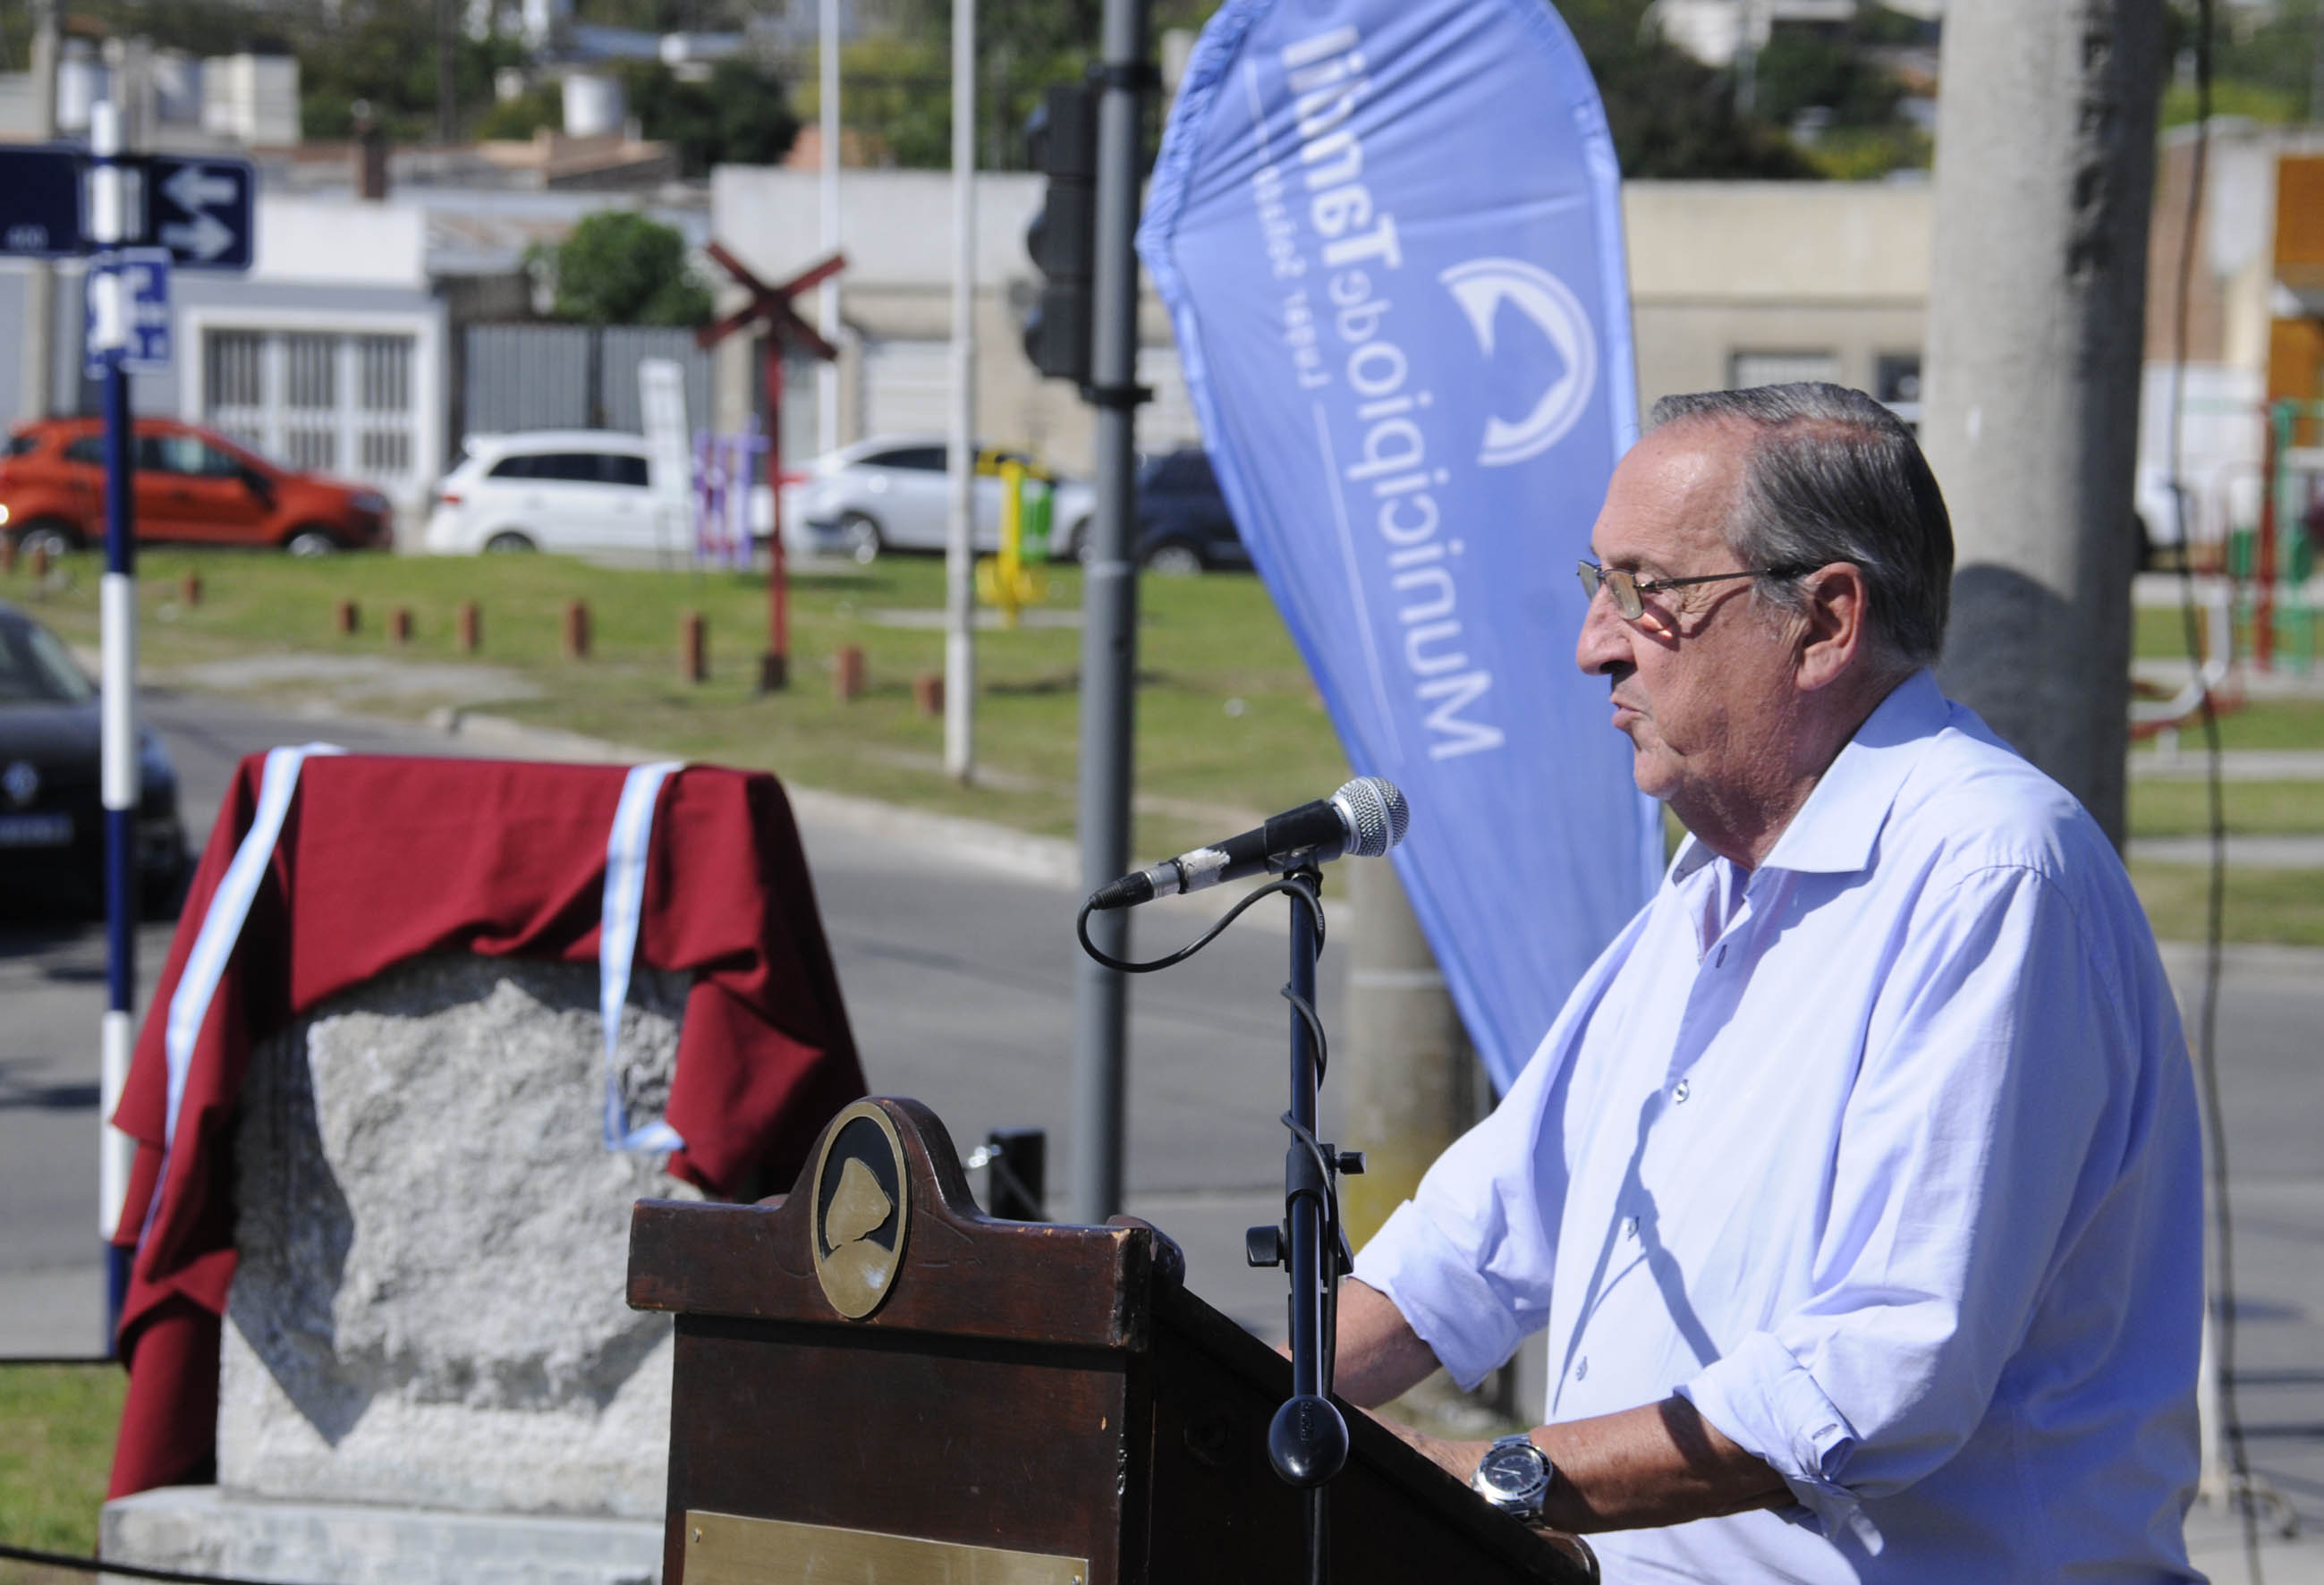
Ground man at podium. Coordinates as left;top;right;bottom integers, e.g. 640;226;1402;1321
1336;386;2204;1581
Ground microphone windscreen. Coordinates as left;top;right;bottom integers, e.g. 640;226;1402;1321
1332;776;1409;859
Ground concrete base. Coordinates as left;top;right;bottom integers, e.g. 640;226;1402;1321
101;1486;664;1585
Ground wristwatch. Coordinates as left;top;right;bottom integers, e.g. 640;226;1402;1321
1471;1433;1556;1522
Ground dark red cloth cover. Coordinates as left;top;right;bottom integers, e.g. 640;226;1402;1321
105;754;865;1497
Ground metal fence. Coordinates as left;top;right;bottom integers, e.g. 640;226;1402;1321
460;324;714;445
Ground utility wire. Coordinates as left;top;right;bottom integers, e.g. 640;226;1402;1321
2163;4;2262;1578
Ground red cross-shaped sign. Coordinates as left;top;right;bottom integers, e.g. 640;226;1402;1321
697;244;847;692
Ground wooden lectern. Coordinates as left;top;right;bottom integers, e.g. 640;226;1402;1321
627;1097;1598;1585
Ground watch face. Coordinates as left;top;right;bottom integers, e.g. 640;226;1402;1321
1477;1440;1548;1502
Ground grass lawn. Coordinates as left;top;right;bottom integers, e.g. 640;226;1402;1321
16;549;1350;864
10;547;2322;944
2128;863;2324;949
2128;779;2324;836
0;1364;122;1572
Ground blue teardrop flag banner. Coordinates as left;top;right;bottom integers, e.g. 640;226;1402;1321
1139;0;1664;1090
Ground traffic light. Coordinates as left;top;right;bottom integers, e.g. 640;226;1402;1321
1022;81;1098;386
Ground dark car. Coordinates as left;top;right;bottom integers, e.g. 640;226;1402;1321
0;603;187;916
1130;449;1251;575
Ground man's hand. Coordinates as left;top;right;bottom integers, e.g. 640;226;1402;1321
1334;1280;1792;1532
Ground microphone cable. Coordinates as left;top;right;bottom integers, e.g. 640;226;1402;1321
2162;4;2265;1576
1074;872;1353;1380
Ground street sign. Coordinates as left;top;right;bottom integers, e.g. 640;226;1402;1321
147;156;254;271
0;145;87;259
85;250;173;377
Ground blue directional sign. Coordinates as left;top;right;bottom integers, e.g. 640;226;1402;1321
85;250;173;377
148;156;254;272
0;145;87;259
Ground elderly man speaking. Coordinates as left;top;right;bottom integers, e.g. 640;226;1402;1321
1339;384;2203;1581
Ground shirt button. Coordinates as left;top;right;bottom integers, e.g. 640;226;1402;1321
1672;1079;1692;1103
1573;1357;1588;1382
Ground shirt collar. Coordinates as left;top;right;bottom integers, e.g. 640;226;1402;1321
1667;669;1947;885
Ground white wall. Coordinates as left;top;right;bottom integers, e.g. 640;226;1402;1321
256;199;428;289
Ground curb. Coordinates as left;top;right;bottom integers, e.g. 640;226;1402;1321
433;708;1086;891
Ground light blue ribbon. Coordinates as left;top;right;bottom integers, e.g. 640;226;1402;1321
600;761;686;1153
149;742;344;1239
151;747;686;1242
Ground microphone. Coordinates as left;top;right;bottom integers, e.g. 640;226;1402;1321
1087;776;1408;911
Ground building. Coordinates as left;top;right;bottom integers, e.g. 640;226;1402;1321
703;165;1937;474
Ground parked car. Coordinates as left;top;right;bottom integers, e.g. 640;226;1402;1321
784;437;1095;564
0;419;394;557
423;430;682;557
0;602;187;916
1131;448;1249;575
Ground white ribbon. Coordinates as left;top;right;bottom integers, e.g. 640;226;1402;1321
600;761;685;1153
162;743;344;1152
147;742;344;1240
142;748;683;1250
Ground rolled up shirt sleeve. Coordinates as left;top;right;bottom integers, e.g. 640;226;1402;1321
1351;1033;1572;1390
1676;861;2144;1537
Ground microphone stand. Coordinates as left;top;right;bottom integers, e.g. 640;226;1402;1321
1074;851;1371;1585
1259;860;1353;1585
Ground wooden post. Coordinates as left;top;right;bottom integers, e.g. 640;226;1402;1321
682;609;708;683
564;599;591;660
0;537;15;575
389;606;412;645
335;598;360;636
834;643;866;702
457;601;480;653
28;542;50;580
180;570;201;607
912;671;945;718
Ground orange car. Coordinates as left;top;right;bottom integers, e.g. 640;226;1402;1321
0;417;394;556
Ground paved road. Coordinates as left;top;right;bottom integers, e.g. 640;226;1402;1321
0;690;1330;1356
3;692;2317;1578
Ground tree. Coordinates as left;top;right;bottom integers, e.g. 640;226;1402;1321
1558;0;1816;179
623;56;802;177
544;210;712;326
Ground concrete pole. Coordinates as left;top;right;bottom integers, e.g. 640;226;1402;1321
817;0;842;456
943;0;977;783
1338;857;1474;1250
20;0;60;424
1921;0;2166;847
1067;0;1150;1225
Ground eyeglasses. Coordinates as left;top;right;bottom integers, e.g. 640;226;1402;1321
1575;560;1811;622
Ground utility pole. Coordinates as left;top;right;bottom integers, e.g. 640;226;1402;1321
1339;859;1473;1249
437;0;458;146
1921;0;2166;845
1067;0;1149;1225
20;0;59;424
944;0;978;784
88;97;141;1348
817;0;842;456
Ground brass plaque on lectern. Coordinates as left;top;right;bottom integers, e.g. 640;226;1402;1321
684;1510;1090;1585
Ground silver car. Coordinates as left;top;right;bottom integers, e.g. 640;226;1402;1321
782;437;1094;564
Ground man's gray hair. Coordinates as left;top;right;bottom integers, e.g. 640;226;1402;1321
1646;382;1953;667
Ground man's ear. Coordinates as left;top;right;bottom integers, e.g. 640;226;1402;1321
1794;562;1869;691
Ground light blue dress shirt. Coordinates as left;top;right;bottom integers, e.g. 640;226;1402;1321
1354;671;2205;1581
